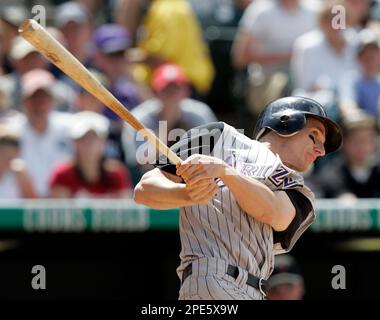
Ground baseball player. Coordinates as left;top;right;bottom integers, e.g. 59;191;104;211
134;96;342;300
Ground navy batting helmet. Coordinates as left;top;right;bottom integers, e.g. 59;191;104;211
253;96;342;154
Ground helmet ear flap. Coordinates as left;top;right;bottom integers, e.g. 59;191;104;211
266;111;307;137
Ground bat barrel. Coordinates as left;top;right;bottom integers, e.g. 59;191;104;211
18;19;34;33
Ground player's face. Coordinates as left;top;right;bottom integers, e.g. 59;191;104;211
283;118;326;172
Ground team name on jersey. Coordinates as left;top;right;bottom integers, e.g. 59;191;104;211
225;153;274;180
238;163;273;179
268;165;303;189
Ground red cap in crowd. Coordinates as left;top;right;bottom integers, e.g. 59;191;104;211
152;64;188;92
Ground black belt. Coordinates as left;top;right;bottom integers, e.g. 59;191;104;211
182;263;267;296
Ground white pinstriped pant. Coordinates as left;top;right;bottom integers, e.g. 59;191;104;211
178;257;265;300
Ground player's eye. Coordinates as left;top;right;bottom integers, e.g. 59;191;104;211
309;134;315;144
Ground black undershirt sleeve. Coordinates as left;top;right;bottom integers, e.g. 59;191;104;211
273;189;313;250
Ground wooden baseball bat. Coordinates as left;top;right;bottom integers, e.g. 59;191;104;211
18;19;182;165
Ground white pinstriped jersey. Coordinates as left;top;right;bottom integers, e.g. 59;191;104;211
176;123;316;282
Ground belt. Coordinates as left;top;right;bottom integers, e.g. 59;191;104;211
182;263;267;297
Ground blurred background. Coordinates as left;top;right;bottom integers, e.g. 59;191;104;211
1;0;380;300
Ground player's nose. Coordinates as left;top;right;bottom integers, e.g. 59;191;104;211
314;141;325;157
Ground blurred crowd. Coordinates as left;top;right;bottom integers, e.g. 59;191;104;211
0;0;379;201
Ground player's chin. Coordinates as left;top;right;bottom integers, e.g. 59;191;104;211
295;161;312;173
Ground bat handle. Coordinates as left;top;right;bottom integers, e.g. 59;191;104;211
142;129;182;165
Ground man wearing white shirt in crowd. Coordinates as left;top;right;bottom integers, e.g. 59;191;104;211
292;0;358;92
291;0;358;118
233;0;318;74
232;0;318;115
12;69;73;197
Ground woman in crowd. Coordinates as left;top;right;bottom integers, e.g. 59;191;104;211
49;111;132;198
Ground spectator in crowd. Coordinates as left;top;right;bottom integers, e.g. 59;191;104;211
0;79;24;126
310;111;380;199
266;254;305;300
8;36;47;74
0;5;28;75
0;36;76;111
130;0;215;98
344;0;372;31
92;23;143;161
93;23;141;115
72;68;130;160
51;1;94;97
114;0;147;45
232;0;318;116
73;69;109;114
0;124;37;199
12;69;73;197
54;1;92;65
0;20;7;76
291;0;358;118
80;0;111;25
123;63;217;172
338;28;380;123
0;36;48;110
49;111;132;198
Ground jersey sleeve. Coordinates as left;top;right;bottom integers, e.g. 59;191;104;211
273;185;316;254
153;122;225;175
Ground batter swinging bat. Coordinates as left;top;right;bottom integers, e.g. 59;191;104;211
18;19;182;165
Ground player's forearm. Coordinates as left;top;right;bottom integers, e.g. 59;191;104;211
135;195;187;210
221;167;289;229
134;176;191;209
